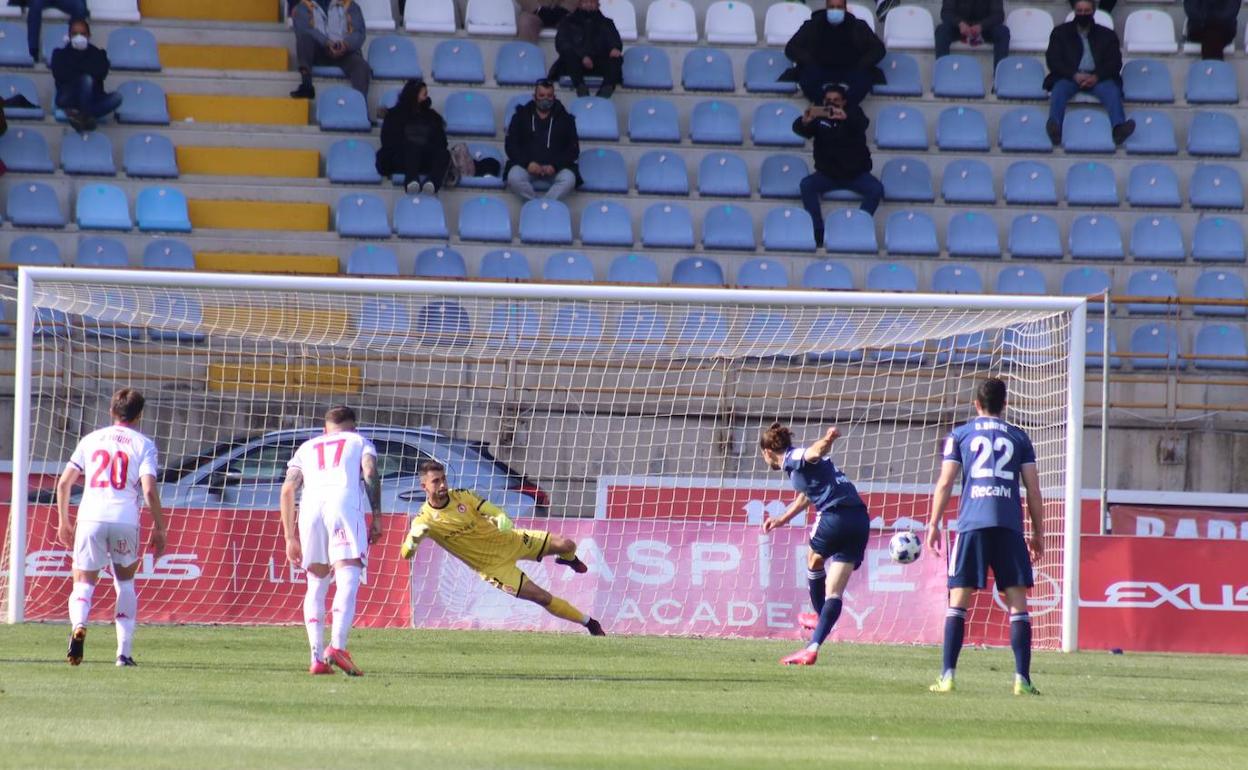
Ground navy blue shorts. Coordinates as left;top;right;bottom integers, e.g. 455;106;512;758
808;508;870;568
947;526;1034;591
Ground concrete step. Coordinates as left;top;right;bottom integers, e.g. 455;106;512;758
176;146;320;178
196;250;340;274
188;199;329;231
140;0;281;23
158;43;289;72
167;93;309;126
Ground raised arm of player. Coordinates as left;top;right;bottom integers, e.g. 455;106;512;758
761;493;810;533
475;495;514;532
925;460;960;558
280;466;303;566
803;426;841;463
54;464;82;550
362;453;383;544
1019;463;1045;561
400;514;431;559
141;475;167;557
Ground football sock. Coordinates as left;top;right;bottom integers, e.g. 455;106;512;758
807;568;826;615
545;596;590;626
304;572;331;662
808;596;843;649
68;581;95;630
114;578;137;658
1010;612;1032;682
942;607;967;678
330;565;361;651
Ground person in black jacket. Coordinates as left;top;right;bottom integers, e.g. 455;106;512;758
1044;0;1134;146
505;79;581;201
784;0;885;105
375;80;451;195
1185;0;1238;60
550;0;623;98
793;84;883;249
50;18;121;134
935;0;1010;66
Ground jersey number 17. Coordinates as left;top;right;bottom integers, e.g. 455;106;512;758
314;439;347;470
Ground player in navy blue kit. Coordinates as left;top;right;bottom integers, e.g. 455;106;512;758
759;422;871;666
925;377;1046;695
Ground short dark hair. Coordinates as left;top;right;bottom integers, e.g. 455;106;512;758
975;377;1008;415
535;78;555;90
419;460;446;477
823;83;848;98
110;388;144;423
69;17;90;32
759;422;794;453
325;405;357;425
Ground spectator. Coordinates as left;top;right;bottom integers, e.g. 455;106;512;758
1044;0;1134;146
784;0;885;106
518;0;579;42
549;0;623;98
1069;0;1115;13
27;0;87;62
792;84;883;249
289;0;371;99
50;18;121;134
1185;0;1238;60
935;0;1010;66
375;80;450;195
505;79;581;201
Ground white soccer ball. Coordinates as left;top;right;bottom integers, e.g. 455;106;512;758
888;531;922;564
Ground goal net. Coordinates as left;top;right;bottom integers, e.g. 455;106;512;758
2;269;1086;650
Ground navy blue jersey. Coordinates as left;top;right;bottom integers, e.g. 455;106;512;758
783;448;867;516
942;417;1037;532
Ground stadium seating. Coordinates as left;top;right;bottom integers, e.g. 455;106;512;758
641;202;695;248
751;102;804;146
136;186;191;232
1126;163;1181;207
874;52;923;96
570;97;620;141
745;50;796;94
737;258;787;288
646;0;698;43
1185;111;1239;156
699;152;751;198
327;139;382;184
1130;322;1182;369
762;206;815;252
1062;110;1114;153
705;1;757;45
0;75;43;119
622;46;673;90
1062;266;1112;304
1190;165;1244;209
76;183;132;231
336;193;390;238
465;0;516;36
884;210;939;256
445;91;496;136
881;158;934;202
1122;59;1174;102
107;27;160;71
824;207;878;254
1004;161;1057;205
115;80;169;124
629;98;681;142
1193;324;1247;371
683;48;735;92
0;128;53;173
1005;8;1054;52
9;235;61;265
933;55;985;98
942;159;996;203
357;0;396;30
77;237;128;267
123;133;177;178
1124;10;1178;54
369;35;422;80
480;249;532;280
317;86;370;131
1085;320;1122;369
414;246;468;279
994;57;1046;100
691;100;743;144
607;253;660;284
458;196;512;242
0;21;32;66
1069;215;1123;260
1066;162;1118;206
1193;270;1247;317
876;105;928;150
580;148;629;193
672;257;725;286
549;302;603;347
142;239;195;270
7;183;64;228
866;262;919;292
936;106;989;151
519;199;573;245
1124;110;1177;155
1186;60;1238;104
932;264;984;294
883;5;935;50
801;260;854;291
1125;268;1178;314
601;0;639;41
995;265;1047;295
432;40;486;83
1130;216;1186;262
61;131;116;175
636;151;689;195
394;195;449;239
1009;213;1063;259
764;2;810;46
543;251;595;282
494;41;543;86
1191;217;1245;262
405;0;455;32
581;200;634;247
998;107;1054;152
39;23;67;66
759;154;807;198
946;212;999;257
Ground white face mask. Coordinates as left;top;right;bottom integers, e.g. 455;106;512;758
70;34;89;50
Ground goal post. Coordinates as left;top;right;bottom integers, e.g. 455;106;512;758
3;267;1086;651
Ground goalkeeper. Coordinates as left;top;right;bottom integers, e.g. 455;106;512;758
401;460;605;636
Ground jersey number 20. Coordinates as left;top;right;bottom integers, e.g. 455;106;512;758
968;436;1015;480
89;450;129;490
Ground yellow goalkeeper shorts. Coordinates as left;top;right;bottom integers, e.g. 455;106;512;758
476;530;551;595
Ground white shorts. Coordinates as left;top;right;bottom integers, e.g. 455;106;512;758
299;506;368;569
73;520;141;572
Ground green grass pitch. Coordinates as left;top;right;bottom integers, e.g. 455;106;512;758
1;624;1245;769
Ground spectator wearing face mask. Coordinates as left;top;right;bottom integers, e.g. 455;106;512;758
375;79;451;195
50;18;121;134
783;0;886;106
1044;0;1134;146
504;79;581;201
290;0;371;99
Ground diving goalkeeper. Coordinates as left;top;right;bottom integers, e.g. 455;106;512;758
401;460;606;636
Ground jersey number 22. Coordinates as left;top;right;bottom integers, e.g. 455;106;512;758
968;436;1015;480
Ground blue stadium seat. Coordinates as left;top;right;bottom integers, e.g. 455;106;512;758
937;106;990;151
615;308;668;353
875;104;928;150
641;202;695;248
1125;268;1178;314
579;148;629;193
39;22;66;66
874;52;923;96
762;206;815;252
543;251;595;282
0;21;32;67
458;144;505;189
1004;161;1057;205
60;131;115;175
805;314;865;363
737;258;788;288
994;56;1046;100
690;100;742;144
1069;215;1123;260
479;249;532;280
77;237;128;267
503;93;527;129
946;212;999;258
672;257;725;286
635;151;689;195
493;41;543;86
146;292;204;342
569;97;619;141
316;86;370;131
607;253;660;284
336;193;390;238
941;159;995;203
622;46;674;89
1124;110;1177;155
758;154;807;198
548;304;602;352
801;260;854;290
394;194;448;239
702;204;756;250
0;127;53;173
1084;320;1121;369
123;132;177;178
935;330;992;366
9;235;61;265
998;107;1053;152
881;158;934;202
115;80;169;125
884;210;938;255
1062;266;1112;305
698;152;750;197
444;91;496;136
357;297;410;345
932;263;984;293
1186;59;1238;104
519;199;573;244
682;48;735;91
1187;111;1240;156
744;50;796;93
1129;323;1181;369
866;262;918;292
628;97;680;142
824;208;878;253
414;246;467;278
0;75;44;119
108;27;160;71
1063;110;1113;153
369;35;423;80
1130;216;1186;262
995;266;1047;295
1121;59;1173;102
458;196;512;242
136;186;190;232
432;40;486;83
1193;324;1247;371
76;183;131;231
1190;164;1243;209
1008;213;1062;259
932;54;985;98
751;102;803;146
142;239;194;270
744;313;796;347
1126;163;1180;207
7;183;64;228
1193;269;1246;316
347;244;399;275
580;200;633;246
326;138;382;184
487;303;541;347
413;300;472;348
1192;216;1245;262
1066;162;1118;206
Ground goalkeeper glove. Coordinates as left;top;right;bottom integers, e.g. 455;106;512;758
400;523;429;560
492;513;513;533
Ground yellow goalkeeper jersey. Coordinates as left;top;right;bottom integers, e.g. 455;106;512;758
409;489;519;571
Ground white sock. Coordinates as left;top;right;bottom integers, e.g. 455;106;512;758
114;579;137;658
304;572;331;663
68;581;95;630
330;565;362;651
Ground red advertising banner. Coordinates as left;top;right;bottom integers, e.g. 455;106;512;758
1110;504;1248;540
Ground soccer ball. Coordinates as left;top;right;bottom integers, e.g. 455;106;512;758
888;531;922;564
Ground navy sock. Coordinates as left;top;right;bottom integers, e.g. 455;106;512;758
810;597;843;646
942;607;967;676
806;568;826;615
1010;612;1032;682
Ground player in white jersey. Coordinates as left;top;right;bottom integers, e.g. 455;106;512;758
280;405;383;676
55;388;167;667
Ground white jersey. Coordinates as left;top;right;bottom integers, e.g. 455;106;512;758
68;425;159;526
287;431;377;518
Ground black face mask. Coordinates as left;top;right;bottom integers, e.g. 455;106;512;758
418;97;432;109
1075;14;1093;30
